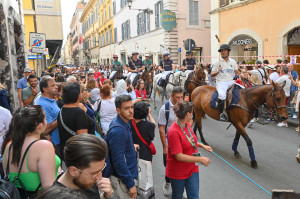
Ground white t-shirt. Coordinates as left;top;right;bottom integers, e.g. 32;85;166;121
0;107;12;149
268;72;280;84
93;98;117;134
212;58;238;83
276;74;291;97
158;100;177;134
91;88;100;102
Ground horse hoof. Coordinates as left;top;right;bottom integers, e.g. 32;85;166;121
250;160;258;169
234;152;241;159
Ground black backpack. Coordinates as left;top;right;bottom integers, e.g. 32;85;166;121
0;140;41;199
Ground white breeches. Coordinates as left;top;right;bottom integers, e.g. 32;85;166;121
162;71;172;80
109;71;117;79
185;70;194;78
216;80;234;100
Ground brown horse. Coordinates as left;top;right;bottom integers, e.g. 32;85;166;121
192;82;288;168
185;65;207;101
138;67;154;96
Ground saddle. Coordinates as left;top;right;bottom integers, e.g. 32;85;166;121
158;73;172;89
210;84;240;110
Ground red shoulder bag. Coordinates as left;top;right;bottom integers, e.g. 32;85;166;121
132;120;156;155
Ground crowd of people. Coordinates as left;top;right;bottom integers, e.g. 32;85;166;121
0;45;299;199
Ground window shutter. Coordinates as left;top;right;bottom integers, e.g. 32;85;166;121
147;13;150;32
161;0;164;12
154;3;158;28
137;14;140;35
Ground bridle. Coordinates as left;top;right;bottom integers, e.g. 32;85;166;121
245;86;286;121
187;67;207;87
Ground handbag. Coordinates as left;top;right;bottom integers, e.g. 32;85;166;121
132;120;156;155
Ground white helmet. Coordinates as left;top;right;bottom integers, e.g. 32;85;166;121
163;51;170;56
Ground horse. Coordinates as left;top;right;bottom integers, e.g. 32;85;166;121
140;67;154;97
191;82;288;168
184;65;207;101
152;71;183;108
110;66;125;86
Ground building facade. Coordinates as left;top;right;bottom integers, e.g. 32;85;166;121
70;1;85;66
97;0;211;66
63;34;73;65
210;0;300;66
0;0;26;109
23;0;63;71
80;0;100;65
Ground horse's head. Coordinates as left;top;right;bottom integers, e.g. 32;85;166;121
265;81;288;121
195;64;206;82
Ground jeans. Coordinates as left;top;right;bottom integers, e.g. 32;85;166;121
170;172;199;199
163;154;170;183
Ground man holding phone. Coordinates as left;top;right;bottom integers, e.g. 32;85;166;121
211;44;239;121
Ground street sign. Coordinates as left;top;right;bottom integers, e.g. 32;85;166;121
29;32;46;49
160;10;176;31
178;47;181;53
43;48;49;55
31;47;44;54
184;39;196;51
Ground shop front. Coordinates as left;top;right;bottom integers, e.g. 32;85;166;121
229;35;258;64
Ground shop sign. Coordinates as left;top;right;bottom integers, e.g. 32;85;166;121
244;47;257;51
160;10;176;31
232;39;252;46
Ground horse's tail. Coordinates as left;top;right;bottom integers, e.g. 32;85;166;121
157;89;161;97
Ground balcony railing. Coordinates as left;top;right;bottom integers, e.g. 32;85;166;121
220;0;244;7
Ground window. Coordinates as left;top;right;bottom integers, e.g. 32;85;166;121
93;36;96;47
121;20;130;40
137;12;150;35
120;0;127;9
102;14;104;24
114;28;117;43
109;5;111;18
99;35;101;47
109;29;112;44
189;0;199;25
105;31;108;45
113;1;116;15
105;10;107;21
155;0;163;28
102;35;105;46
220;0;229;7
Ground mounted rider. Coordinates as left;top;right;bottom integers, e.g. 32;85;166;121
182;50;196;78
211;44;239;121
158;51;175;88
143;53;153;70
127;50;145;83
109;54;122;79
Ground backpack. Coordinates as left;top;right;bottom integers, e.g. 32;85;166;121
102;123;126;178
165;101;170;133
0;140;41;199
0;88;10;110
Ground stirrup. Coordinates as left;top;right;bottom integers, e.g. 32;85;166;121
220;113;228;121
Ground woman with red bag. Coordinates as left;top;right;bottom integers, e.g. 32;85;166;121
130;102;156;162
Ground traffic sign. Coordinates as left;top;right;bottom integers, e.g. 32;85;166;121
178;47;181;53
184;39;196;51
29;32;46;49
31;47;44;54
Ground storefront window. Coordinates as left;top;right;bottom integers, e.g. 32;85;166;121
229;35;258;64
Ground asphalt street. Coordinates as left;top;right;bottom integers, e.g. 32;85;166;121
149;96;300;199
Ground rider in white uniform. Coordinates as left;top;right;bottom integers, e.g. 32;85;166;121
182;51;196;78
211;44;239;121
127;50;145;83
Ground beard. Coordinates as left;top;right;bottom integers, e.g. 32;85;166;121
73;175;95;189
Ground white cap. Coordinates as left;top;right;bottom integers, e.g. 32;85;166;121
88;68;95;73
145;53;150;57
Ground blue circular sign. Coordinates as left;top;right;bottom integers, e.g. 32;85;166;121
160;10;176;31
33;39;42;47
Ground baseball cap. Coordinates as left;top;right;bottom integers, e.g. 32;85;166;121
24;67;32;73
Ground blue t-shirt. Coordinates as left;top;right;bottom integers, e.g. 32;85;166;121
17;77;29;89
36;96;60;145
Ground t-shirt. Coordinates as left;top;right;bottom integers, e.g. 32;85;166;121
276;74;291;97
91;88;100;102
183;58;196;70
0;107;12;149
57;107;93;159
112;61;122;70
130;120;155;161
159;59;173;71
143;59;152;69
94;72;101;79
21;86;40;105
158;100;177;135
268;72;280;84
17;77;29;89
129;59;143;70
53;179;100;199
166;122;198;180
36;96;60;145
135;89;147;99
212;58;238;83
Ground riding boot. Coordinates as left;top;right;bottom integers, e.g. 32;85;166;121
218;99;228;121
162;79;166;88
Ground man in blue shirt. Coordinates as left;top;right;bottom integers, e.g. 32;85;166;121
36;75;61;157
17;67;32;106
107;95;138;199
288;63;299;118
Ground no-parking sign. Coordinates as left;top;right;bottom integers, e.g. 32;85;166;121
29;32;46;49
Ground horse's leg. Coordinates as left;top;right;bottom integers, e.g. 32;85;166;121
153;86;157;108
239;129;257;169
232;132;241;159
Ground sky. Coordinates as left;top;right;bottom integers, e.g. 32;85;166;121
61;0;78;43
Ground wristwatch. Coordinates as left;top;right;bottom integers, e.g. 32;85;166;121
101;191;114;199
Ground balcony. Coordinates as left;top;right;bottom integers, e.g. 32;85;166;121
220;0;245;7
211;0;259;14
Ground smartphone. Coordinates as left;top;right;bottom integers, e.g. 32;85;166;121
193;152;201;166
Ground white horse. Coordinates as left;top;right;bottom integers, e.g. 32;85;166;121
152;71;185;108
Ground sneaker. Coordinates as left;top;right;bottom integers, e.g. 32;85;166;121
265;118;271;123
254;118;259;122
293;114;298;119
250;119;255;123
163;182;172;196
277;122;288;127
